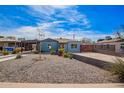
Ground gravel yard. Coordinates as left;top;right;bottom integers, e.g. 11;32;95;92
0;54;119;83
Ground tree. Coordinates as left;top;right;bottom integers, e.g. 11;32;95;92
97;39;104;42
0;36;4;38
6;36;16;40
114;25;124;39
105;36;112;40
36;26;45;61
81;38;93;44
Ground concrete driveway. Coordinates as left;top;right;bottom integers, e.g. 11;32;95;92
73;52;124;63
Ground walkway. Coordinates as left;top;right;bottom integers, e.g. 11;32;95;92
0;82;123;88
0;55;17;62
0;54;26;62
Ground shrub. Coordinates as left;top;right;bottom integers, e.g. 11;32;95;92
12;50;16;54
2;51;9;55
64;52;69;58
16;54;22;59
0;36;4;38
63;52;73;59
33;51;39;54
109;58;124;80
12;48;21;54
50;48;56;55
69;54;73;59
58;48;64;56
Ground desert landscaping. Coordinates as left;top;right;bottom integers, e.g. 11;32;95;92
0;54;119;83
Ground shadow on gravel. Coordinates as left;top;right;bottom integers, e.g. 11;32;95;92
72;54;114;71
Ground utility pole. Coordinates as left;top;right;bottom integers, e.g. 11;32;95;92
73;34;75;40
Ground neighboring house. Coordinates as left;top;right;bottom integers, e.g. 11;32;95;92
21;39;40;51
94;38;124;55
40;38;59;52
40;38;81;53
0;37;40;52
0;37;21;52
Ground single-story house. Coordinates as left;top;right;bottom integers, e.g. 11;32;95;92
40;38;59;52
55;38;70;52
0;37;40;52
0;37;21;52
94;38;124;55
56;38;81;52
21;39;40;51
67;40;81;52
40;38;81;53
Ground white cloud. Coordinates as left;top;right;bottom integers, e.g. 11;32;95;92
28;5;71;19
28;5;90;28
17;26;37;33
11;21;64;39
1;24;112;41
51;5;70;9
29;6;55;16
0;5;108;41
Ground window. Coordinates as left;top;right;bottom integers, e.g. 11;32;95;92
71;44;77;48
120;43;124;49
48;44;52;49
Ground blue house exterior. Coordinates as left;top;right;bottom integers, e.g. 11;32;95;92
67;41;81;52
40;38;59;52
40;38;81;53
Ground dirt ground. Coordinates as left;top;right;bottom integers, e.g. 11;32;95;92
0;54;119;83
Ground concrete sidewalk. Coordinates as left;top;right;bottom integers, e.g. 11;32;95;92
0;82;123;88
0;54;26;62
0;55;17;62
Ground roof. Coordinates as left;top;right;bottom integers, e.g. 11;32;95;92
97;38;124;43
68;40;81;43
55;38;71;43
0;38;20;42
40;38;58;42
40;38;80;43
21;39;40;44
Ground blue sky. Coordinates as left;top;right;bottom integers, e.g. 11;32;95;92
0;5;124;41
